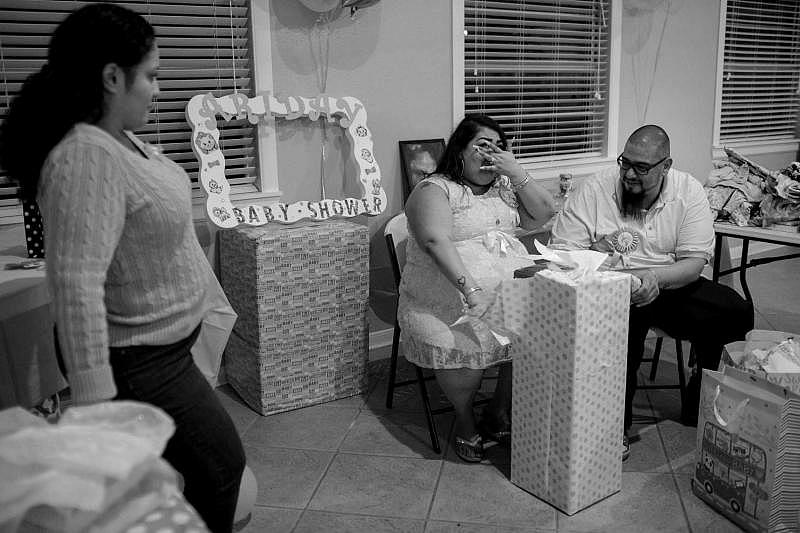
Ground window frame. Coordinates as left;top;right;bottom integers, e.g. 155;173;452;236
712;0;800;159
204;0;280;220
451;0;623;182
0;0;280;225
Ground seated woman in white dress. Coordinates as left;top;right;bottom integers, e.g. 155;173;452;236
398;114;555;462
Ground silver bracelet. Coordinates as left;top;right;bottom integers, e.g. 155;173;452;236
510;173;531;191
463;286;483;297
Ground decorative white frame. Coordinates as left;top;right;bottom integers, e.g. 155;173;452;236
450;0;622;183
186;92;386;227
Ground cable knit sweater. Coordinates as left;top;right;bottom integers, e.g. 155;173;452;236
38;123;214;403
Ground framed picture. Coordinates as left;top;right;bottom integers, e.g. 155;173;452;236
398;138;445;202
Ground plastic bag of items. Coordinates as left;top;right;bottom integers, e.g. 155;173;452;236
705;160;765;226
758;193;800;227
0;401;183;533
771;161;800;202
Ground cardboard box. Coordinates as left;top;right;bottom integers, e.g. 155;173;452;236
219;220;369;415
503;270;630;514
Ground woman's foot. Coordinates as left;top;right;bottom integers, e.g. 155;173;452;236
622;433;631;462
454;434;484;463
479;409;511;443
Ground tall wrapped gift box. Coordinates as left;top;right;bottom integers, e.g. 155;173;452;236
219;220;369;415
503;269;630;515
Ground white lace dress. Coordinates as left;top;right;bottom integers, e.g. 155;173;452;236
397;175;533;369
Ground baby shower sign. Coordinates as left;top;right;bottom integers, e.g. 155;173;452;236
186;92;387;228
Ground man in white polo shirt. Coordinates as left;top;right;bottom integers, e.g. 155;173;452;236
550;125;753;459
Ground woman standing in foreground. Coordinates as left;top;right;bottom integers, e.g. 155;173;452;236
0;4;244;531
398;114;555;462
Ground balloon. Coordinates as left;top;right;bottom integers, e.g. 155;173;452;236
342;0;379;12
342;0;379;8
234;465;258;524
297;0;340;12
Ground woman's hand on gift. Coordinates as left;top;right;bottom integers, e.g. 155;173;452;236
631;269;659;307
464;287;497;319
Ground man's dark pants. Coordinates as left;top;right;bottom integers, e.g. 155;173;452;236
624;277;753;429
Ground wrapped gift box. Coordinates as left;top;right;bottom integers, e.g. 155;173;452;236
503;270;629;515
219;220;369;415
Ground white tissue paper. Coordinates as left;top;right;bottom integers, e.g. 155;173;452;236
721;330;800;395
0;401;179;533
531;240;609;275
751;338;800;373
451;240;639;346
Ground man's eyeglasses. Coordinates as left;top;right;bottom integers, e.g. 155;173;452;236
617;154;668;176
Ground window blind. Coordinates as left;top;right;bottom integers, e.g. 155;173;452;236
719;0;800;144
464;0;611;161
0;0;257;202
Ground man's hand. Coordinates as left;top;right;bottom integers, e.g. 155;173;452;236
588;235;624;269
631;269;659;307
589;234;615;254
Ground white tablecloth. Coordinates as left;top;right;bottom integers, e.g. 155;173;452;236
0;256;66;408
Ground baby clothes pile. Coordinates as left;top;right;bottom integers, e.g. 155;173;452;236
0;401;189;533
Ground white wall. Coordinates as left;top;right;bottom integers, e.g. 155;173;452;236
267;0;453;328
617;0;796;181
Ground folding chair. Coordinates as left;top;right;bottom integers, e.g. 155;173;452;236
384;212;444;453
638;327;696;410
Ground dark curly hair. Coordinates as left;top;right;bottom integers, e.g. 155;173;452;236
435;113;509;186
0;3;155;199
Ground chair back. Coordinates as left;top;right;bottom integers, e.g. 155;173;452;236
384;212;408;290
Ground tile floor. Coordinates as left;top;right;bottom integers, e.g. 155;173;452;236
221;255;800;533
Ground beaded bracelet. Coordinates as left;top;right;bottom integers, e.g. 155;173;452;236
510;173;531;191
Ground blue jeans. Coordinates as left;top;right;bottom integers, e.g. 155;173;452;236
109;325;245;533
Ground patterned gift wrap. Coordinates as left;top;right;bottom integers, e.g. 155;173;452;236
692;367;800;533
219;220;369;415
506;270;630;515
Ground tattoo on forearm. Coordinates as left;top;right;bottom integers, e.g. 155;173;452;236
456;275;466;288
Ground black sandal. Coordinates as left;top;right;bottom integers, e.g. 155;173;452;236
622;433;631;462
454;434;484;463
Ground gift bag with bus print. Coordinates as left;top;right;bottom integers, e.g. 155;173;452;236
691;367;800;532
